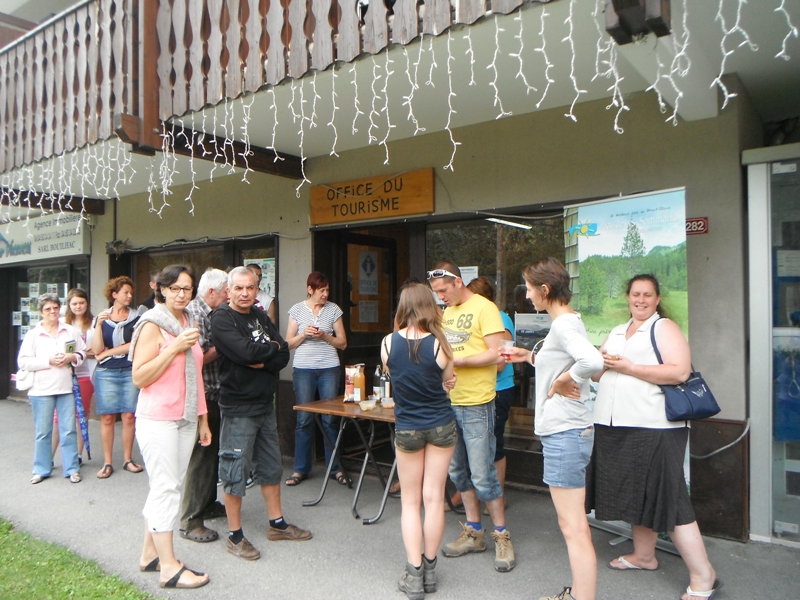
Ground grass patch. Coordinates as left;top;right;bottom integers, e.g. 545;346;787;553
0;519;154;600
582;291;689;346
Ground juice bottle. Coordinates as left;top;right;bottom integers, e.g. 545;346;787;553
353;364;366;402
345;365;355;401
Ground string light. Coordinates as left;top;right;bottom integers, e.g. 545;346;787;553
444;30;461;172
380;46;396;165
368;55;381;144
310;71;320;129
328;63;340;157
488;15;512;119
426;35;437;87
510;10;537;96
712;0;758;110
295;77;311;198
664;0;692;126
402;44;425;136
239;93;255;183
463;29;476;86
534;6;554;109
351;63;364;135
591;0;628;133
177;117;198;215
563;0;587;121
776;0;798;61
268;87;284;163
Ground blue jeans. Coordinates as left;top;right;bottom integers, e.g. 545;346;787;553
31;394;79;477
449;401;503;502
293;367;340;475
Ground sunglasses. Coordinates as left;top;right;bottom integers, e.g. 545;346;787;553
426;269;459;280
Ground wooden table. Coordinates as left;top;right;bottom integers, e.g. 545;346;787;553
294;397;397;525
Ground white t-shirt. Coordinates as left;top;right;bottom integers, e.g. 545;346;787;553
256;290;273;313
532;312;603;437
288;301;343;370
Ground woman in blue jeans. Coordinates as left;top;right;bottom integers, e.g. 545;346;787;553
284;272;348;486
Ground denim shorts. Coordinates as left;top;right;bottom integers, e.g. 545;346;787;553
395;420;457;453
541;426;594;489
94;366;138;415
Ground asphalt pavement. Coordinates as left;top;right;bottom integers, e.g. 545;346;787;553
1;397;799;600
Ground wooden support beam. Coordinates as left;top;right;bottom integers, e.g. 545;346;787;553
1;189;105;215
170;124;304;180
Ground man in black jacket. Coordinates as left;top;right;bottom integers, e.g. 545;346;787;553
210;266;312;561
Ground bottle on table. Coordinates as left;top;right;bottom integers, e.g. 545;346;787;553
381;369;391;399
373;365;383;398
353;364;366;402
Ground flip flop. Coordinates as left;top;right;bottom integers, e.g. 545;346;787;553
139;557;160;572
684;578;723;600
97;464;113;479
332;472;351;486
160;566;209;589
123;460;144;473
285;473;307;486
609;556;659;571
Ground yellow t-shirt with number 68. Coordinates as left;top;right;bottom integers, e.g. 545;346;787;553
442;293;504;406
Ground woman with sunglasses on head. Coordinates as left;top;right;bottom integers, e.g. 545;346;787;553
382;282;455;600
586;274;719;600
18;293;86;484
130;264;211;589
504;257;603;600
92;276;141;479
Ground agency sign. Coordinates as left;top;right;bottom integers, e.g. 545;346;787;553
0;214;89;265
310;168;435;226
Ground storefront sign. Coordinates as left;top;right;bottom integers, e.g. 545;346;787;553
310;168;435;226
0;214;89;265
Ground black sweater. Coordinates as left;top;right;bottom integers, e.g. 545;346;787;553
210;303;289;414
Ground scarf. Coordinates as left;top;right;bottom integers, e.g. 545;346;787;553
95;307;139;362
128;303;198;423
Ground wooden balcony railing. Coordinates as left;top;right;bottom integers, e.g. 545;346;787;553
0;0;138;174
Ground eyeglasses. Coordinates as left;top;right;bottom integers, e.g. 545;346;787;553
166;286;194;295
41;306;60;312
532;339;546;355
426;269;459;280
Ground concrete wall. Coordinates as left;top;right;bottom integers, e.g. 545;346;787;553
93;84;761;419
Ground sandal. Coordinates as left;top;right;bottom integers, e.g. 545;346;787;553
160;566;209;589
139;556;161;572
123;460;144;473
30;474;45;485
285;473;307;486
389;481;401;494
97;464;113;479
69;472;82;483
333;472;351;486
684;578;723;600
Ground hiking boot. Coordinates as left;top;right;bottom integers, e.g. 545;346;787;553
422;555;437;593
491;529;516;572
267;524;312;541
539;587;576;600
226;536;260;560
398;562;424;600
442;522;486;557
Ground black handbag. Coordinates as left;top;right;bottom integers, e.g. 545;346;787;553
649;318;720;422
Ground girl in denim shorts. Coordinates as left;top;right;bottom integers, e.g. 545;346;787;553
381;283;455;600
505;258;604;600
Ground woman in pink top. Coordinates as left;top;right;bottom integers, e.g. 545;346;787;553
130;265;211;589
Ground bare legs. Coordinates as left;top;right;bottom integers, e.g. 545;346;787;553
397;443;455;564
224;483;282;531
550;486;596;600
98;412;137;475
609;525;659;570
140;520;208;587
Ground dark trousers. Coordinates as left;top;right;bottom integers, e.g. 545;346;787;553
180;392;221;530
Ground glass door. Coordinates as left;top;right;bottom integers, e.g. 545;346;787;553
770;160;800;541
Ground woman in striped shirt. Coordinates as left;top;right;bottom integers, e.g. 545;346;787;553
284;272;348;486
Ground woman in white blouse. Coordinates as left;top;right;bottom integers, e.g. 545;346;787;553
284;272;348;486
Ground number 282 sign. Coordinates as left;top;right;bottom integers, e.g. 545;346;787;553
685;217;708;235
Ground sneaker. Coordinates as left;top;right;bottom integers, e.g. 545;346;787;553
398;562;424;600
442;522;486;557
245;472;255;489
217;476;222;487
539;587;576;600
226;536;261;560
491;529;516;572
267;524;312;541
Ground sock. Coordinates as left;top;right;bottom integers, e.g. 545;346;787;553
494;524;507;533
422;555;436;566
467;520;482;531
228;528;244;544
408;562;422;570
269;516;288;530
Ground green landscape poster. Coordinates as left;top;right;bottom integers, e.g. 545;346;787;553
565;189;688;346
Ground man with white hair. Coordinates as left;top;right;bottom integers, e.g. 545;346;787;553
179;268;229;543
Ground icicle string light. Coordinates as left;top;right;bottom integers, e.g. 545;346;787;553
368;55;382;144
563;0;587;121
664;0;692;126
426;36;437;87
591;0;628;134
463;29;476;86
510;10;537;95
402;44;425;136
328;63;340;157
712;0;758;109
488;15;512;119
380;46;396;165
444;30;461;172
268;87;284;163
776;0;798;61
310;72;320;129
351;64;364;134
239;93;255;183
295;78;311;198
534;7;554;109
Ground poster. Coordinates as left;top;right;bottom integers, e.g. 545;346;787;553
20;297;29;312
29;313;41;326
28;283;39;297
245;258;276;297
20;326;28;339
514;313;552;352
358;251;378;295
359;301;379;323
460;266;478;286
565;188;688;346
46;284;58;294
12;311;21;326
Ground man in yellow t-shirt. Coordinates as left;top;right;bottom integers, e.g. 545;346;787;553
428;261;515;573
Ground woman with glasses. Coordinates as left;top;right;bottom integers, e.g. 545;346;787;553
92;276;141;478
504;257;603;600
130;264;211;589
18;293;86;484
284;271;348;486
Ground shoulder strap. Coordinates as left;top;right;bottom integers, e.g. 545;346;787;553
433;336;441;359
383;334;391;356
649;317;664;365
